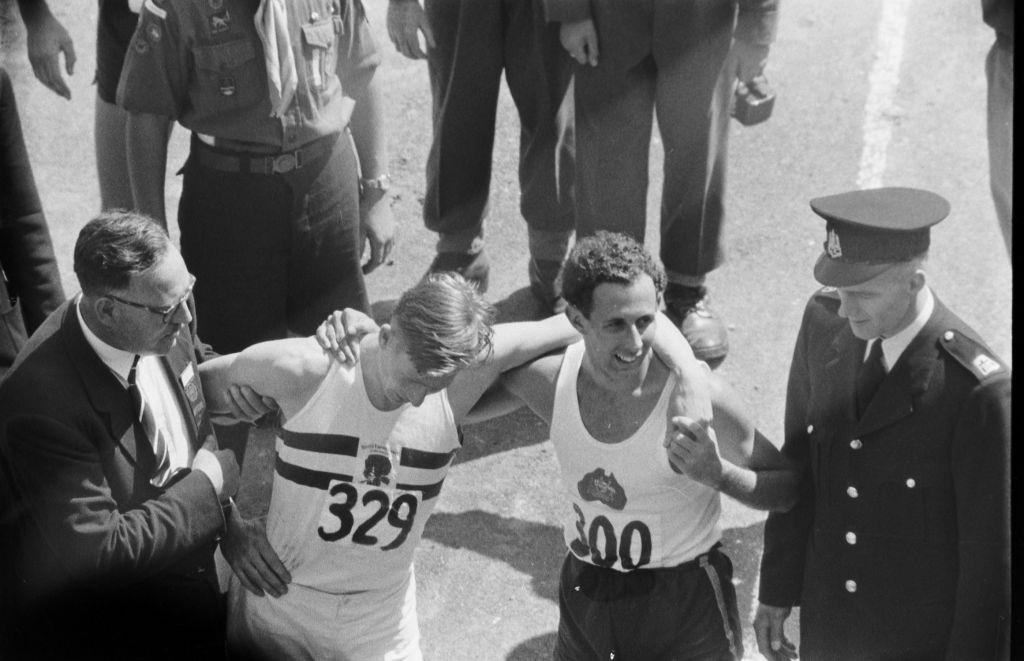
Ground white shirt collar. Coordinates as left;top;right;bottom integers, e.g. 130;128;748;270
867;286;935;371
75;295;138;385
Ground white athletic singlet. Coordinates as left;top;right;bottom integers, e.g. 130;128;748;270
550;341;721;571
265;358;460;593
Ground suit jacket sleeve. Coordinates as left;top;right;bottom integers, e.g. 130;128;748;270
945;375;1011;659
0;68;65;334
759;298;816;607
4;413;224;583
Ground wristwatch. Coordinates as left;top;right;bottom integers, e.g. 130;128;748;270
359;173;392;198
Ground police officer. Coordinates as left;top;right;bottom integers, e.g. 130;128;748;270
118;0;393;359
753;188;1011;660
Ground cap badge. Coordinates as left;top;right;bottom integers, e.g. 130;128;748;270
826;228;843;258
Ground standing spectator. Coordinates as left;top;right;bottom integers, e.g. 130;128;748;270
0;66;65;382
387;0;575;312
547;0;779;363
0;212;263;659
118;0;393;356
754;188;1011;660
15;0;139;210
982;0;1012;257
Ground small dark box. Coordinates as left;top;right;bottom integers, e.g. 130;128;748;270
732;75;775;126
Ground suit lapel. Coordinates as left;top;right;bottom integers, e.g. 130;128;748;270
824;325;862;427
59;301;145;468
161;327;213;452
854;303;943;437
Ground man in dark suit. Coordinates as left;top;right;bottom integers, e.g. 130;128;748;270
753;188;1011;660
0;212;264;659
0;66;65;382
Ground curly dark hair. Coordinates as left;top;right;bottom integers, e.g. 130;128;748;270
560;232;666;317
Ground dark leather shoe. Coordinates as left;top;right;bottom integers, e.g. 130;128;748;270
528;257;567;315
664;285;729;365
426;250;490;293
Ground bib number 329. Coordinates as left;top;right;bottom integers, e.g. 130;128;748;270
317;482;418;551
570;503;652;570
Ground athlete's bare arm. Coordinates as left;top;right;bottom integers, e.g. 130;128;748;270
200;337;333;423
446;315;578;422
667;378;798;512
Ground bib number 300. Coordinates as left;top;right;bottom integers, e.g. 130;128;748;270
317;482;418;551
570;503;652;570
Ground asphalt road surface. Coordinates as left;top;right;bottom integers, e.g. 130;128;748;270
0;1;1011;659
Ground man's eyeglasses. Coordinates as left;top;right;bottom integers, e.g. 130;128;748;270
106;275;196;323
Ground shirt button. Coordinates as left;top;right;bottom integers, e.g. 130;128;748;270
943;331;954;341
845;579;857;593
845;532;857;545
850;439;862;450
847;486;859;499
906;478;916;488
807;424;814;434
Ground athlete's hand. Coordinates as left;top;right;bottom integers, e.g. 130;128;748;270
315;309;380;365
387;0;435;60
222;513;292;598
210;384;278;425
560;19;599;66
664;416;724;488
753;603;797;660
24;8;76;99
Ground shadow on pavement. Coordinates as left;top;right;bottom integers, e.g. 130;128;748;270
507;632;558;661
424;510;771;628
424;510;565;603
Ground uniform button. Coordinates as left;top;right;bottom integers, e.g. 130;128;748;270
845;579;857;593
906;478;916;488
807;424;814;434
943;331;954;341
845;532;857;545
847;486;859;499
850;439;862;450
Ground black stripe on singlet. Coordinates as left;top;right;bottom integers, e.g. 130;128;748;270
400;446;457;470
280;429;360;455
275;455;448;501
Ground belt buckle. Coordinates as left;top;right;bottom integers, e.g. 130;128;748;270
272;152;297;173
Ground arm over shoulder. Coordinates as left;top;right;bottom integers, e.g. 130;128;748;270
200;337;331;420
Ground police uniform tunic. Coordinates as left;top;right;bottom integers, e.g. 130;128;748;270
117;0;378;352
759;289;1011;660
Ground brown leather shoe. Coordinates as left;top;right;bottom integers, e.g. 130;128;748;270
664;285;729;365
426;250;490;293
528;257;567;315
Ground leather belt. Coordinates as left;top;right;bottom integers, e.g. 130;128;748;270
192;133;336;175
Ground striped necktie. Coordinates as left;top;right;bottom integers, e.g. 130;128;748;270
128;355;177;488
855;339;887;418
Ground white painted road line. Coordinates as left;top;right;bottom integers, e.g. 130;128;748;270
857;0;913;189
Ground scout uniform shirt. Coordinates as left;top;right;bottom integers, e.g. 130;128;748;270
117;0;380;150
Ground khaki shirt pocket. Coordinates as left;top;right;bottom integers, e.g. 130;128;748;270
192;39;262;112
300;20;337;92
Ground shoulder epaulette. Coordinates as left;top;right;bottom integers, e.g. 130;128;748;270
938;329;1008;382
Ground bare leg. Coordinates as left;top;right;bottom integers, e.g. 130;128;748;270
94;94;133;211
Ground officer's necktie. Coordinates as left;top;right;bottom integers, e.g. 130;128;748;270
855;339;887;418
128;355;175;488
